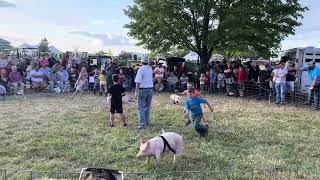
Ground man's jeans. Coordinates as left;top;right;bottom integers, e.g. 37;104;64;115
307;84;320;108
59;80;69;92
168;83;176;91
209;81;216;93
275;83;286;104
193;114;208;137
138;88;153;128
126;77;132;91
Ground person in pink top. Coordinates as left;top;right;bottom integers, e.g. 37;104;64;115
237;65;247;97
39;55;49;67
9;66;24;95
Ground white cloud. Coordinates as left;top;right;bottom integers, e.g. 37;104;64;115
90;19;105;25
69;30;132;46
0;0;16;7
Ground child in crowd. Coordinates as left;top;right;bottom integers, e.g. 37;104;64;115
118;68;125;87
217;70;225;93
199;73;207;92
238;65;247;97
185;87;213;137
99;70;107;96
93;68;100;94
58;66;69;93
107;74;127;128
71;74;86;97
69;67;79;91
180;73;189;91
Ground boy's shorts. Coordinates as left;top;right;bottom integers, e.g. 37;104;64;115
110;103;123;114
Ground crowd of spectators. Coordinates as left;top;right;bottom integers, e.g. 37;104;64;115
1;52;319;110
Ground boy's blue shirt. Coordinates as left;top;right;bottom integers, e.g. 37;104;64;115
186;96;208;116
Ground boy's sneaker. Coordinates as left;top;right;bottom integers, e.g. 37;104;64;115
122;123;127;127
110;124;115;128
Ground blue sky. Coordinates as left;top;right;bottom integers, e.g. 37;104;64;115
0;0;319;55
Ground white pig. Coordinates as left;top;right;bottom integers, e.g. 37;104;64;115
136;131;184;167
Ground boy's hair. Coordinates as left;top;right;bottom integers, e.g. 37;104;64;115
112;74;119;83
188;87;195;93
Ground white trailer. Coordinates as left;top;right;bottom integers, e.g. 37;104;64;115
283;47;320;93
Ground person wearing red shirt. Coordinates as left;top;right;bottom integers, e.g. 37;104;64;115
238;65;247;97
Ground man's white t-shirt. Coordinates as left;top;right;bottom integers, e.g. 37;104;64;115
135;65;153;88
30;70;44;82
274;68;288;84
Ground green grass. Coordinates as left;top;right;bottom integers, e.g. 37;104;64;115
1;93;320;179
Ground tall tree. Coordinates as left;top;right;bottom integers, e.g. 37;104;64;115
38;38;49;53
125;0;307;67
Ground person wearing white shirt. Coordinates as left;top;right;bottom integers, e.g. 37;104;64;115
273;62;288;105
135;56;153;129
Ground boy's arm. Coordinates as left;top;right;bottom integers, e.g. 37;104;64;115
206;102;214;112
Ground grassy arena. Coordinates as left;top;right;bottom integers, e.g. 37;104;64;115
1;93;320;179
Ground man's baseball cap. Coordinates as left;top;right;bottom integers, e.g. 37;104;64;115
141;55;150;64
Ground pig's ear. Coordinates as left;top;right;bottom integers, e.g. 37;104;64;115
146;141;150;149
140;138;147;144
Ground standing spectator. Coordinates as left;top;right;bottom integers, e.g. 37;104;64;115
273;62;288;105
106;64;114;88
296;61;320;110
209;68;217;94
205;71;210;92
179;73;189;91
286;63;296;97
48;54;57;68
118;68;125;87
30;64;46;92
99;70;107;96
238;65;247;97
58;66;69;93
217;70;225;93
92;68;100;94
257;64;270;100
135;56;154;129
180;62;188;77
9;66;24;95
167;72;179;91
224;67;235;96
39;55;49;67
125;65;134;91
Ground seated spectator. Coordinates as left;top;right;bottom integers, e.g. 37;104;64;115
69;67;79;91
9;66;24;95
30;64;46;92
48;66;61;93
180;73;189;91
39;55;49;67
58;66;69;93
79;66;88;90
167;72;179;91
39;63;51;82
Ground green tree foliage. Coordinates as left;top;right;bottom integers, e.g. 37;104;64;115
38;38;49;53
125;0;307;67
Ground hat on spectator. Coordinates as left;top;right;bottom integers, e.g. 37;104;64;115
307;60;315;65
141;55;150;64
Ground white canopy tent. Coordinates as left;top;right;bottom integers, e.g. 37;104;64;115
184;51;224;63
184;51;199;62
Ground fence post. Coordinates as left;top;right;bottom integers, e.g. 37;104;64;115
4;169;7;180
30;171;33;180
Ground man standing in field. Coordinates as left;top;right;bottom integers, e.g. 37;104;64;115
135;56;154;129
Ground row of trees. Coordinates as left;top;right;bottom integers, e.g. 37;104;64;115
124;0;307;66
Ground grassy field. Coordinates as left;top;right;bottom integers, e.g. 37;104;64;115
1;93;320;179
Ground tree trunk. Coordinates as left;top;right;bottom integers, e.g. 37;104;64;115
198;50;212;72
